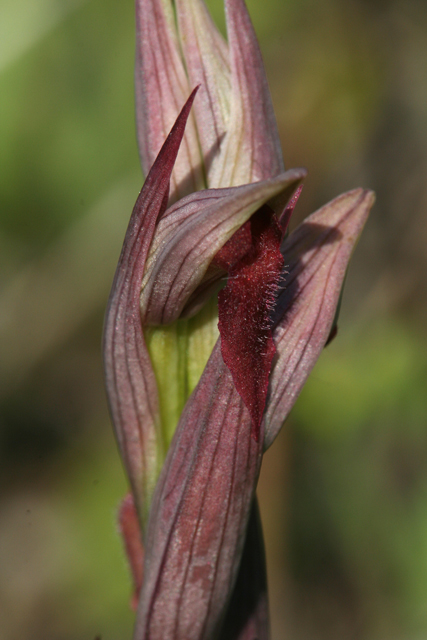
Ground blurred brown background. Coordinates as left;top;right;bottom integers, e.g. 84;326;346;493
1;0;426;638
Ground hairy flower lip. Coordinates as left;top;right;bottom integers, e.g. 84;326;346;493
140;168;306;326
217;204;285;440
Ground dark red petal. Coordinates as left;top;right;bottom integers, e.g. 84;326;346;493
118;493;144;611
218;205;284;440
212;220;253;271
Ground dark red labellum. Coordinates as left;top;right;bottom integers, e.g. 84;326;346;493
216;205;284;440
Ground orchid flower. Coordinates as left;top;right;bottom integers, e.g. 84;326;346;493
103;0;375;638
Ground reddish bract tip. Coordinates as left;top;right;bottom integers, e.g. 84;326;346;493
118;493;144;611
217;205;284;440
279;184;303;233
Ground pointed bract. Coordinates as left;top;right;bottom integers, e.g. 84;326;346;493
103;89;198;529
134;342;263;640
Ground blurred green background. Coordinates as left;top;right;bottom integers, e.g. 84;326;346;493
1;0;427;638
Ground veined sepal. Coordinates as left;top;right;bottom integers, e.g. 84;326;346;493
140;169;306;325
264;188;375;449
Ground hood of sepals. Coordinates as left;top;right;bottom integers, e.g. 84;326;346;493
140;169;305;327
136;0;285;201
140;170;305;449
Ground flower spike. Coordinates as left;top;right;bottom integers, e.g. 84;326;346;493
104;0;376;637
